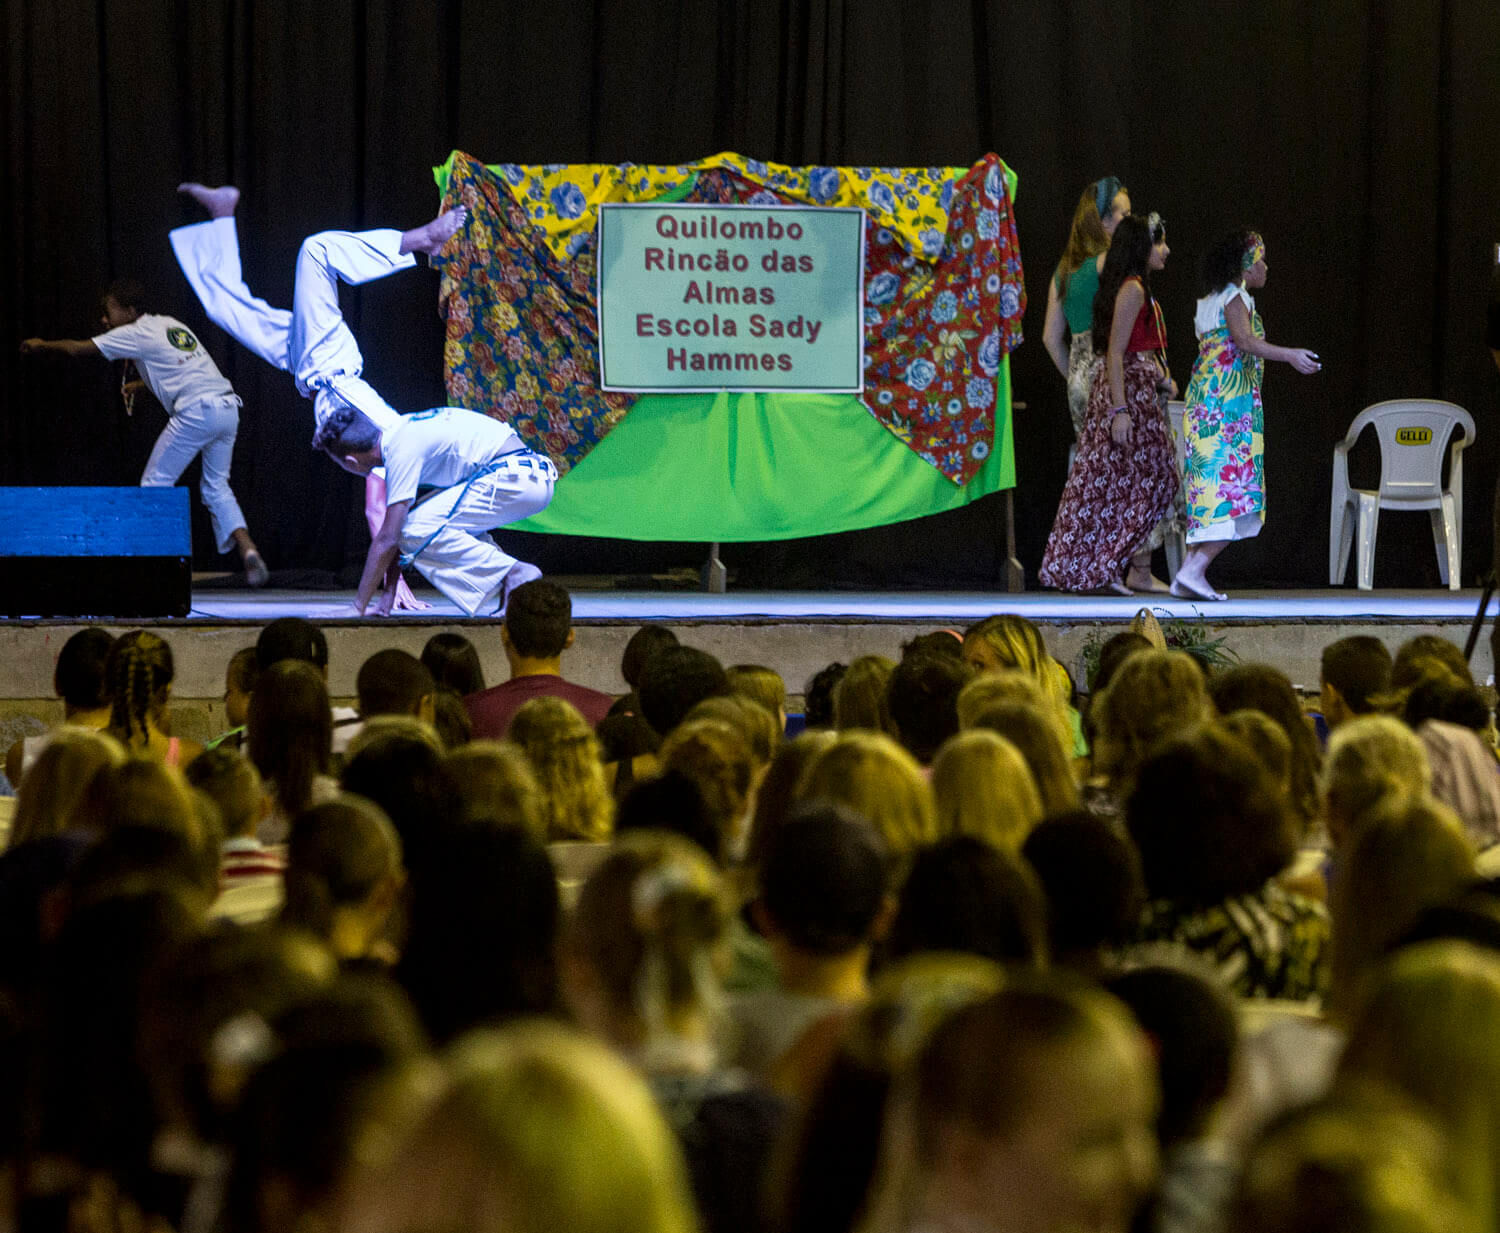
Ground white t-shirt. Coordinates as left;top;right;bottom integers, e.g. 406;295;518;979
93;313;235;413
1194;284;1255;339
380;408;523;507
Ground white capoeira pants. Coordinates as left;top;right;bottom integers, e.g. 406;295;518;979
402;454;557;616
169;217;410;434
141;393;247;553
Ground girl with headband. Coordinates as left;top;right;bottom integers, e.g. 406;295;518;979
1042;176;1131;437
1040;213;1180;595
1173;230;1320;601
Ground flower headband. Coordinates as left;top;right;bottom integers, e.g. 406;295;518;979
1146;212;1167;244
1242;233;1266;270
1094;176;1124;218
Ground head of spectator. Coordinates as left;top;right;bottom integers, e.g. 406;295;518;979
222;646;259;732
75;755;202;839
886;835;1048;968
185;746;265;842
1091;651;1213;792
341;727;462;876
1128;726;1296;909
658;716;756;863
930;730;1043;853
337;1024;698;1233
1210;663;1323;834
753;804;892;999
103;630;180;754
798;731;937;865
1319;635;1393;729
831;654;898;735
686;693;781;771
744;729;839;881
869;980;1157;1233
970;700;1079;816
508;697;613;844
55;626;116;720
357;650;436;725
803;661;848;730
249;659;333;833
445;740;545;839
769;953;1005;1233
1088;631;1154;695
256;617;328;675
1022;811;1146;974
1391;634;1473;691
1338;941;1500;1228
637;645;729;738
1328;796;1476;1021
902;630;965;662
621;624;680;694
564;831;731;1062
962;613;1051;683
1321;715;1431;851
1230;1088;1475;1233
420;631;486;697
1217;709;1293;799
426;687;473;750
66;820;219;914
1106;966;1237;1150
727;663;788;730
398;823;560;1043
501;580;575;673
614;769;719;862
1417;721;1500;850
282;796;405;963
1403;670;1491;735
887;652;973;765
9;728;125;849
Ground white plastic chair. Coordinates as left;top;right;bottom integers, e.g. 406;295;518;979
1329;399;1474;591
1163;400;1188;579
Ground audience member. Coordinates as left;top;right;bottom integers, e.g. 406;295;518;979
248;659;337;844
969;700;1079;815
687;693;781;771
1320;714;1430;851
4;626;115;786
427;687;473;750
1022;810;1146;975
929;729;1042;852
185;745;283;924
1210;663;1323;838
419;631;485;696
340;726;462;875
103;630;204;767
885;652;972;764
657;716;756;863
445;740;544;837
1390;633;1473;691
727;664;788;731
802;661;848;730
1415;720;1500;849
831;655;898;734
508;696;613;844
638;645;730;739
797;731;937;864
356;649;437;729
7;728;125;849
467;580;613;738
207;646;259;752
1318;635;1393;730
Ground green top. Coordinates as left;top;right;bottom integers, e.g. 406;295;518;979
1058;254;1103;337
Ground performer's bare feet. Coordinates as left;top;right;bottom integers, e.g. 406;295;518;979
178;182;240;219
399;207;468;256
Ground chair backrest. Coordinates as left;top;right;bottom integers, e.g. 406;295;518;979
1343;399;1475;504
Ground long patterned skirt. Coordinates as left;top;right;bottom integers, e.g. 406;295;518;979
1039;351;1179;592
1182;322;1266;542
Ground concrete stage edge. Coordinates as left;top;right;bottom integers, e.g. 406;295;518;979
0;584;1494;726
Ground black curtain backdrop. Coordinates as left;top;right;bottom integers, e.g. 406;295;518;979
5;1;1500;590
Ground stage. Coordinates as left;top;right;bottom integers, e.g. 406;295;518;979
0;584;1493;746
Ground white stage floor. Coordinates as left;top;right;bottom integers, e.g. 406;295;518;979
171;585;1496;625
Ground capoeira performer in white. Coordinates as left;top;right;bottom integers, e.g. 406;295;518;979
170;183;552;617
20;279;270;585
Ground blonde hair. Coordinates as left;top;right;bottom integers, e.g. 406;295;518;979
685;694;780;767
347;1023;699;1233
1322;715;1431;849
570;831;730;1047
509;697;613;843
658;717;756;859
957;670;1073;758
1339;941;1500;1227
1091;651;1212;785
797;731;937;859
833;655;898;734
9;728;125;847
930;730;1043;853
726;664;786;721
445;740;545;841
968;701;1078;816
962;615;1053;687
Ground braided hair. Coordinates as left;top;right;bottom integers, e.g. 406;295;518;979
106;631;174;748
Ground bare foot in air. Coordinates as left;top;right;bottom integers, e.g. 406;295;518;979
178;182;240;218
399;206;468;256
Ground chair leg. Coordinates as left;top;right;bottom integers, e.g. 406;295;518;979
1433;496;1460;590
1356;493;1379;590
1165;530;1184;581
1331;502;1355;584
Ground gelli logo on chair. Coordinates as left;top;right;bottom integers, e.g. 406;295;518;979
1395;426;1434;445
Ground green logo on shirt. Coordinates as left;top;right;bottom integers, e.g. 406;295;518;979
167;327;198;352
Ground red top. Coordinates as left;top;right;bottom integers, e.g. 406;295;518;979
1124;277;1167;352
465;674;616;740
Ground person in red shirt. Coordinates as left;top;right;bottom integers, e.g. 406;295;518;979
466;580;614;739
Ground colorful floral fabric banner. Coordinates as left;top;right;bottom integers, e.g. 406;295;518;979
433;149;1024;485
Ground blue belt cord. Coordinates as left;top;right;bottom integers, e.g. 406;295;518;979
398;448;536;568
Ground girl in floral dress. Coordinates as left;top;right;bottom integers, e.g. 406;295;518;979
1171;230;1320;600
1040;214;1179;594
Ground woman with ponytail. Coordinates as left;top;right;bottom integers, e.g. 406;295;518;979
564;830;784;1233
1042;176;1131;437
249;660;337;843
103;630;202;766
281;796;404;964
1040;213;1181;595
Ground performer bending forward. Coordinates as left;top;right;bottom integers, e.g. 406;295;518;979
170;185;552;617
1039;213;1179;595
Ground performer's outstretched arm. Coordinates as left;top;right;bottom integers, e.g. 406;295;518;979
356;498;412;616
19;337;101;359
